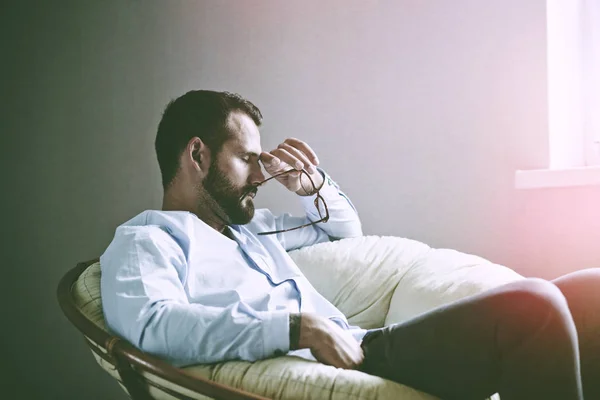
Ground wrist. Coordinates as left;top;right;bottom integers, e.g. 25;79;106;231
289;313;302;350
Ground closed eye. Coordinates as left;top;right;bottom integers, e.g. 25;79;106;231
240;152;261;165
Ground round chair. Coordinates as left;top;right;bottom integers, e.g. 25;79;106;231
58;236;521;399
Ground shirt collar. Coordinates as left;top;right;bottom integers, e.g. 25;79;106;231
227;224;249;245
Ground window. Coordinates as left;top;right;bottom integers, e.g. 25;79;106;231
582;0;600;166
515;0;600;189
547;0;600;168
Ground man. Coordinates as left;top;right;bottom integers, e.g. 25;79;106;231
101;90;599;400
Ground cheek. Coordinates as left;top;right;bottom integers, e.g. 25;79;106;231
232;162;253;182
222;162;250;188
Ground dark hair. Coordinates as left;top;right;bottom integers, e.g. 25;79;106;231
155;90;263;189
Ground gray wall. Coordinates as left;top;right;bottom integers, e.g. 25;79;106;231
3;1;599;398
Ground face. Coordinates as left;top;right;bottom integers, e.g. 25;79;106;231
201;111;265;225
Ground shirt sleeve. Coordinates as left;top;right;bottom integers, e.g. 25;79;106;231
99;226;290;367
275;168;363;251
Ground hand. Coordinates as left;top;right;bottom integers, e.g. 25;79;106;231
298;313;364;369
260;138;324;196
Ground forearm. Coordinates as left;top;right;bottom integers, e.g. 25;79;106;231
117;300;290;366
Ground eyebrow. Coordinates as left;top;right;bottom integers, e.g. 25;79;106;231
240;151;261;158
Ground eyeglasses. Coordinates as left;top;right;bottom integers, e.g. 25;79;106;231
255;168;329;236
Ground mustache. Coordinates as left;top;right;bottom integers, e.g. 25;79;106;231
239;185;259;199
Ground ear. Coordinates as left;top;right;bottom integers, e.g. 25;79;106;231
186;137;211;174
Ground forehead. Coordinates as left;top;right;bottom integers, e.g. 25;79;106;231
222;111;261;153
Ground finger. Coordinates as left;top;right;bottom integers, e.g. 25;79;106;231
260;151;301;185
340;353;360;370
260;153;293;177
353;348;365;367
278;143;316;173
259;151;280;167
285;170;302;181
270;148;304;170
341;336;364;368
284;138;319;166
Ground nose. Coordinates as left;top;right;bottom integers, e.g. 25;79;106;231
250;164;266;186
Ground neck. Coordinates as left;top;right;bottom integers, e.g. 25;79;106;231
162;185;228;233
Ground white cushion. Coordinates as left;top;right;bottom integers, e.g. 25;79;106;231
287;235;523;328
185;358;438;400
288;235;431;328
385;247;524;325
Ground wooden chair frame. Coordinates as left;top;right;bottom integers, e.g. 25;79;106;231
57;259;268;400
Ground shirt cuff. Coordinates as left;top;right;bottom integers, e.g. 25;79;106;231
260;310;290;357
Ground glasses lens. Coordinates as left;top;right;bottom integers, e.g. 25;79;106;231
300;171;315;195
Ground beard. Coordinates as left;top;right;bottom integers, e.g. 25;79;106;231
201;161;257;225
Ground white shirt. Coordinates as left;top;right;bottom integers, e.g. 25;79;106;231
100;170;366;367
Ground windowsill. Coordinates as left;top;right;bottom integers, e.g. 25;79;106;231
515;166;600;189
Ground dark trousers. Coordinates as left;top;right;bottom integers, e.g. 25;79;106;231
359;269;600;400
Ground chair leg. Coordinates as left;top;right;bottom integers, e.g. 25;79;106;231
116;358;153;400
105;337;152;400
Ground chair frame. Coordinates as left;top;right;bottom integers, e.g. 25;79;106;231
57;259;269;400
